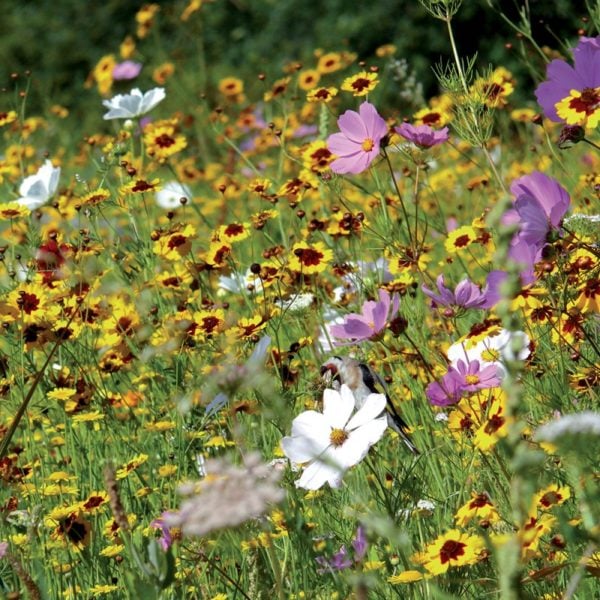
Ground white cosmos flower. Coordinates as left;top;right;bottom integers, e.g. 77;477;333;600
102;87;166;120
155;181;192;209
447;329;530;376
281;384;388;490
16;160;60;210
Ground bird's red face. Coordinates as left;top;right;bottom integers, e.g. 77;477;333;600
320;361;340;384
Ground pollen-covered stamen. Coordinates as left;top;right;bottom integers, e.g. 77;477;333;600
329;428;348;447
361;138;375;152
465;375;480;385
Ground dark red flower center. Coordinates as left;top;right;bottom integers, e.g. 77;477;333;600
295;248;323;267
155;133;175;148
19;292;40;314
440;539;466;564
570;87;600;115
351;77;371;92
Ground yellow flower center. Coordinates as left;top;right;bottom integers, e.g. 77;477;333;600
361;138;375;152
481;348;500;362
329;428;348;447
465;375;480;385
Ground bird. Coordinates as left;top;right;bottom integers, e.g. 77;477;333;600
320;355;419;455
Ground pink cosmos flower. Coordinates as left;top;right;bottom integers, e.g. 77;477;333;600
113;61;143;81
394;123;449;148
329;288;400;346
422;275;491;310
327;102;388;174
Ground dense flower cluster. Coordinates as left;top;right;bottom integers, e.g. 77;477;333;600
0;6;598;599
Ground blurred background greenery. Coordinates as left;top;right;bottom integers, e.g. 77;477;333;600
0;0;590;130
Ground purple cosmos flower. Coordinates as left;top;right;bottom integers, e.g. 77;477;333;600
535;36;600;122
394;123;449;148
327;101;388;174
113;61;143;81
316;546;352;572
451;359;502;392
422;275;490;310
425;372;464;407
329;289;400;346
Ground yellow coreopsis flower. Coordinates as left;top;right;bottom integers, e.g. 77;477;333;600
420;529;485;575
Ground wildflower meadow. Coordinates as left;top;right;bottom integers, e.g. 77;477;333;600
1;1;600;598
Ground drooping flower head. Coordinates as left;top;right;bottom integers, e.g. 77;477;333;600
394;123;449;148
501;171;570;278
535;36;600;128
327;101;387;174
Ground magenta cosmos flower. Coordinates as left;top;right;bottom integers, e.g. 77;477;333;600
535;36;600;127
394;123;449;148
327;102;387;174
329;288;400;346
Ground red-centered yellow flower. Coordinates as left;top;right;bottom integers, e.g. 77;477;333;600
79;188;111;208
556;87;600;128
511;286;545;313
144;121;187;162
0;201;30;219
302;140;335;173
307;86;338;103
116;454;148;480
204;240;232;267
574;278;600;313
551;309;585;345
472;67;515;108
288;242;332;275
264;77;291;102
121;178;161;195
420;529;485;575
298;69;321;90
218;76;244;97
473;391;510;452
215;222;251;244
136;4;160;38
91;54;116;95
187;309;225;340
455;491;500;527
445;225;478;254
0;110;17;127
153;224;196;261
316;51;344;74
520;513;556;555
387;246;431;274
153;62;175;85
341;71;379;97
232;314;269;339
120;35;135;59
533;484;571;512
413;95;453;127
570;364;600;392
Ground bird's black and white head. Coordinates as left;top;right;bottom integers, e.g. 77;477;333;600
320;355;344;390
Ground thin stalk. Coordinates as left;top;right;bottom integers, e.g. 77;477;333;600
0;300;82;459
382;148;414;249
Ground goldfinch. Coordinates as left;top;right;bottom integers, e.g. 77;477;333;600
320;355;419;455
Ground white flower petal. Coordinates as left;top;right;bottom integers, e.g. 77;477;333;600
281;435;325;464
323;386;354;429
295;460;342;490
290;411;331;444
346;393;386;430
334;418;387;468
